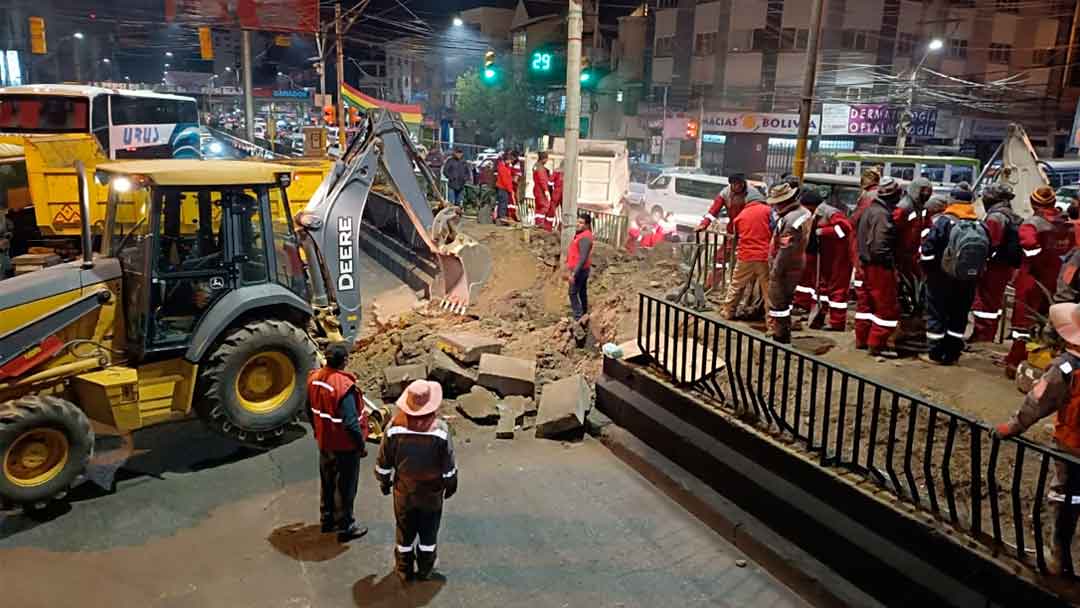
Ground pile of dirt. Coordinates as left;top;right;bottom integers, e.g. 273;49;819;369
347;221;679;396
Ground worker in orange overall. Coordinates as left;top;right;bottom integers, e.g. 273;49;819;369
1005;186;1074;377
995;302;1080;575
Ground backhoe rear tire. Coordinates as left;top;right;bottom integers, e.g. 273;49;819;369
0;395;93;506
195;319;318;447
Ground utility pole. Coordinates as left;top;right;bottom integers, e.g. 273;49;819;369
335;2;347;151
659;85;668;164
242;29;255;142
316;31;326;97
561;0;584;261
792;0;824;179
695;95;704;169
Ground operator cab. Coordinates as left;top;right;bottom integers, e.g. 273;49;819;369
95;160;307;361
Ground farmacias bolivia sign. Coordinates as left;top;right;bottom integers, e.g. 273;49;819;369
702;112;820;136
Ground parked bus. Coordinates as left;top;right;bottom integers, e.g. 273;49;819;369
0;84;201;159
832;152;980;190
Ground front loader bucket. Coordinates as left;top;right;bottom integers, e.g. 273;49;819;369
434;237;492;313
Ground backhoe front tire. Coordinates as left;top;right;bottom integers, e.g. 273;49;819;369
0;395;93;506
196;319;318;447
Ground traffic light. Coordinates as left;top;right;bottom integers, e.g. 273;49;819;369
530;50;553;73
28;17;46;55
685;119;699;140
482;49;498;85
199;27;213;60
580;55;592;84
323;105;335;125
348;106;359;126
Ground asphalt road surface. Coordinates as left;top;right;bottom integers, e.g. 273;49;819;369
0;414;809;608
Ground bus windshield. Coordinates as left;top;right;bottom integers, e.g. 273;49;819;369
0;95;89;133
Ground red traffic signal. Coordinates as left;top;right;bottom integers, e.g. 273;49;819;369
323;105;335;125
685;119;699;139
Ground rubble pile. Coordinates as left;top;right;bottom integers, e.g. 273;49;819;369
346;221;680;440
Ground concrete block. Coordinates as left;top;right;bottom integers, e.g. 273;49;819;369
429;349;477;396
536;374;592;439
501;395;533;424
477;354;536;398
383;363;427;400
436;332;504;365
495;404;515;439
455;386;500;425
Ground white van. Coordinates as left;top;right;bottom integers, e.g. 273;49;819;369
643;172;766;229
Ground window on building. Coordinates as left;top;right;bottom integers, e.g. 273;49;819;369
1033;48;1055;65
655;36;675;57
728;30;753;52
845;87;872;102
989;43;1012;64
778;28;810;51
841;30;875;52
948;38;968;59
513;31;526;55
997;0;1020;12
751;28;772;51
691;84;713;99
896;33;919;56
695;32;717;56
657;0;678;8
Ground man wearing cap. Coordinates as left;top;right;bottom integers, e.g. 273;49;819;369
855;176;901;356
971;183;1022;342
720;188;772;320
696;173;749;233
376;380;458;582
918;188;987;364
850;168;882;347
766;183;811;343
893;177;933;282
995;303;1080;575
807;189;854;330
442;148;471;206
1005;186;1075;377
307;342;369;541
793;191;823;313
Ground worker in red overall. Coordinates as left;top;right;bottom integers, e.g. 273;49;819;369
1005;186;1074;376
792;187;819;313
766;183;811;344
995;302;1080;575
808;190;854;330
856;176;901;357
532;152;553;231
893;177;933;281
307;342;368;541
970;183;1022;343
495;151;515;223
851;168;881;349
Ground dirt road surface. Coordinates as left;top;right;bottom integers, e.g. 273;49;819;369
0;420;808;608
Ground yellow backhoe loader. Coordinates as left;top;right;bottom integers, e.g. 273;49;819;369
0;110;490;507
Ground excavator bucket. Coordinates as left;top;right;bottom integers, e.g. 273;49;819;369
435;239;493;314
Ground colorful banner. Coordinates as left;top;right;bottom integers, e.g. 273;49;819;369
340;83;423;125
701;111;819;136
165;0;318;34
845;104;937;137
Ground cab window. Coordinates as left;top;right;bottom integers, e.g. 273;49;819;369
648;175;671;190
674;178;724;200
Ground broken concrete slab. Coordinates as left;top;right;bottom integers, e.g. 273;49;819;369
501;395;533;424
477;354;537;398
436;332;504;365
535;374;592;439
429;349;478;396
455;386;500;425
495;404;515;439
382;363;427;400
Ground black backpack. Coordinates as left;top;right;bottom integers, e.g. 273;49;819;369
988;211;1023;267
941;219;990;280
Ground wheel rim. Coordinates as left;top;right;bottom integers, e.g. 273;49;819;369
3;428;69;488
235;351;297;414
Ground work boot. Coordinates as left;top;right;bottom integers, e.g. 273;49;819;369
869;347;899;359
337;523;368;542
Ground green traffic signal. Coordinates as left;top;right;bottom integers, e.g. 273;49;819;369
531;51;553;72
484;67;497;80
580;70;591;83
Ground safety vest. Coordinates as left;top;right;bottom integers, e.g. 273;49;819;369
566;229;593;270
307;368;363;451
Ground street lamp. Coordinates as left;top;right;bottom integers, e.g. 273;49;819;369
896;38;944;154
73;32;84;40
102;58;110;64
165;51;173;58
452;16;464;27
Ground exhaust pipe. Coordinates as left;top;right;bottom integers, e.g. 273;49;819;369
74;160;94;269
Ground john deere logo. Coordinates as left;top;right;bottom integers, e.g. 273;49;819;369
209;277;225;290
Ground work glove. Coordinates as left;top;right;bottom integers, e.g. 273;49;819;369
992;422;1017;440
380;483;391;496
694;221;709;233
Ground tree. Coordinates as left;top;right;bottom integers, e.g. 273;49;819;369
454;68;545;146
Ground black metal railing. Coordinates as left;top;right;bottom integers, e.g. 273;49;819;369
636;291;1080;577
581;209;629;249
677;231;732;298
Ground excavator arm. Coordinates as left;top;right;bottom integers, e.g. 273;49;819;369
294;109;491;345
975;123;1051;219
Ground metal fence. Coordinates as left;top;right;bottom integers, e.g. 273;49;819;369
636;291;1080;577
674;231;733;298
516;197;630;249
